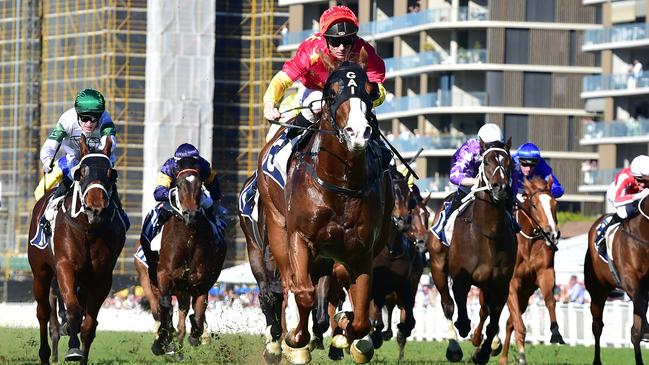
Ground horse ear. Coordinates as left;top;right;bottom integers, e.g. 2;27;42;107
523;177;533;193
79;134;90;156
546;174;554;188
505;137;512;152
108;168;118;183
479;138;487;152
319;50;336;73
102;136;113;157
358;47;368;71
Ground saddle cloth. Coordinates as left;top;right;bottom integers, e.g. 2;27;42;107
595;222;620;263
29;195;66;252
239;171;260;222
261;131;300;190
431;198;472;247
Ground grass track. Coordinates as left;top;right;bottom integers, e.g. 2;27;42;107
0;327;646;364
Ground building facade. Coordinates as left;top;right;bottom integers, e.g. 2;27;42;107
580;0;649;207
280;0;603;213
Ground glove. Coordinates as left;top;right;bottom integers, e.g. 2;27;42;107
43;158;53;173
633;189;649;202
263;101;280;121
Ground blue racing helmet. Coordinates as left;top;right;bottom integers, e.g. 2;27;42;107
174;143;200;159
517;142;541;164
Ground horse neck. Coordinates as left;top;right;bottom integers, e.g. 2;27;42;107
473;190;507;220
315;133;367;189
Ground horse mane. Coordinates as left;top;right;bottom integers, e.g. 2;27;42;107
525;176;548;192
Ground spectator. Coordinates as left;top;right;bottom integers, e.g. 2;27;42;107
633;59;643;80
567;275;586;304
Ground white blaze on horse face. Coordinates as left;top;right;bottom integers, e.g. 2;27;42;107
185;175;196;183
343;98;371;151
539;194;556;231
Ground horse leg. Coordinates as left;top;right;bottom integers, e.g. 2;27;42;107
48;287;60;363
629;288;647;365
538;269;565;345
505;282;534;365
585;247;612;365
473;288;507;365
429;241;461;362
152;272;175;356
189;294;208;348
34;269;54;365
451;279;471;338
499;316;515;365
382;302;393;341
78;290;106;365
471;291;487;347
396;305;416;363
344;264;375;364
56;267;84;361
310;275;331;351
328;292;344;360
174;292;188;355
137;260;161;321
369;300;384;349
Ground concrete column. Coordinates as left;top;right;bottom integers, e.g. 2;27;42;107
289;5;304;32
451;31;458;62
359;0;371;23
598;145;617;169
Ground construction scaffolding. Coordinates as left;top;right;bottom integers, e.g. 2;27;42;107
214;0;288;264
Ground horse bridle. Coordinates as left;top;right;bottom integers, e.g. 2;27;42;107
69;153;114;218
169;168;202;217
517;188;557;244
461;147;511;204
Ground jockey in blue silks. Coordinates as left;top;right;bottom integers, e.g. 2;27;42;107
512;142;564;200
139;143;226;267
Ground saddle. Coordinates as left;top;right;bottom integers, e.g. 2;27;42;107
30;193;66;251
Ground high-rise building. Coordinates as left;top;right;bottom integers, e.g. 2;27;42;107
580;0;649;207
279;0;602;213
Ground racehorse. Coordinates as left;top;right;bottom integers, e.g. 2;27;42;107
256;48;393;364
427;139;517;364
369;167;425;362
585;194;649;365
470;176;564;365
143;156;227;356
28;135;126;365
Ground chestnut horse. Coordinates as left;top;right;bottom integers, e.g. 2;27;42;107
428;140;517;364
256;50;393;364
369;168;426;362
144;156;227;356
470;176;564;365
28;135;126;365
585;194;649;365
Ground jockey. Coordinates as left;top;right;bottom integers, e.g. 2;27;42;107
596;155;649;253
431;123;518;241
512;142;564;200
262;6;392;165
35;88;128;233
139;143;226;267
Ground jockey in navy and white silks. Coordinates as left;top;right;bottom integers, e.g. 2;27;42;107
512;142;564;200
140;143;226;258
35;89;129;231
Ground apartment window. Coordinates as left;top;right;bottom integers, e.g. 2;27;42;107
526;0;554;22
569;30;576;66
567;116;575;151
504;114;528;147
523;72;551;107
505;29;529;64
486;71;503;106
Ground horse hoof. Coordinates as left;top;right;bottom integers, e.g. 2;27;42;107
471;347;489;365
64;348;84;362
370;330;384;349
328;344;344;361
396;331;407;347
382;329;393;341
151;339;165;356
331;334;349;349
282;339;311;364
188;334;201;347
263;341;282;365
164;342;176;356
60;322;70;337
446;339;463;363
308;336;324;351
455;319;471;338
350;337;374;364
491;337;502;356
518;352;527;365
550;333;566;344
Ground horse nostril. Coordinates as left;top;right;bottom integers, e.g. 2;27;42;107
344;126;355;137
363;125;372;139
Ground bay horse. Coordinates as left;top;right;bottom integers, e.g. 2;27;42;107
369;167;425;362
28;135;126;365
470;176;564;365
143;156;227;356
585;193;649;365
428;139;517;364
256;49;393;364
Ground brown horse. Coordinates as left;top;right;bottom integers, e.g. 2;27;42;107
143;156;227;356
28;135;126;365
369;168;426;362
256;49;393;364
585;194;649;365
428;140;517;364
470;176;564;365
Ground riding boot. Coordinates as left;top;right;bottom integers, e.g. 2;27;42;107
432;193;461;241
111;186;130;231
39;177;72;236
286;114;311;140
596;214;622;257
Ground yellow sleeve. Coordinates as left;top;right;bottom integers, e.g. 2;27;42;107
155;172;172;188
205;169;217;185
263;71;294;106
372;83;387;108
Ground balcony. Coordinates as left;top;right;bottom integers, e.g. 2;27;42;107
280;6;489;49
384;49;487;78
390;134;473;154
375;91;487;119
415;176;456;197
578;168;618;192
581;73;649;98
581;119;649;145
583;22;649;51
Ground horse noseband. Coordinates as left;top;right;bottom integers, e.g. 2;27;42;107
323;62;373;135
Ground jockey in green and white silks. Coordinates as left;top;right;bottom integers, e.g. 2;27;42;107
35;88;129;231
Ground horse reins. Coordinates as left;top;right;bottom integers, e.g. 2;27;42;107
516;190;556;245
69;153;114;218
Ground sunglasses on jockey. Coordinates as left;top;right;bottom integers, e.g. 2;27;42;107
519;159;538;168
78;114;99;124
326;34;356;48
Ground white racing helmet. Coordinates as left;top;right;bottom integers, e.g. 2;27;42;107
630;155;649;177
477;123;504;144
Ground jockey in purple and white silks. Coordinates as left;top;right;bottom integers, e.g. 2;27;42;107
139;143;226;266
431;123;518;241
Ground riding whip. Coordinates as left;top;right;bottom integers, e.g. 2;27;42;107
43;142;62;198
377;129;419;180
